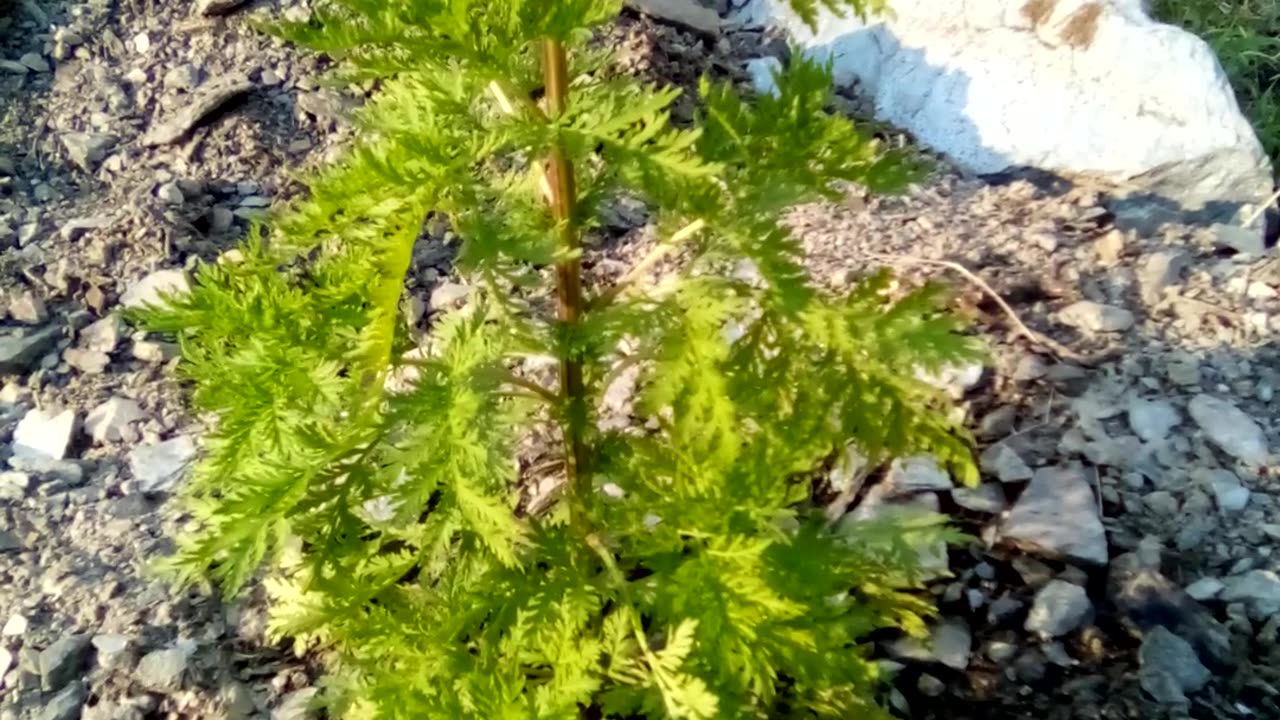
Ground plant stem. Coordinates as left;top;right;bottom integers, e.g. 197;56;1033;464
541;38;592;514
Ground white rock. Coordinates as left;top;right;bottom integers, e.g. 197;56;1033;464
428;282;470;311
13;407;79;462
1025;579;1092;637
128;436;198;493
85;398;146;444
999;464;1108;566
133;32;151;54
1058;301;1134;333
0;647;11;677
1200;468;1250;512
1126;397;1180;443
885;455;952;494
79;316;124;354
744;0;1272;225
747;57;782;96
1188;394;1269;465
1220;570;1280;619
979;442;1033;483
121;269;189;309
1184;577;1224;601
8;290;48;324
2;613;28;636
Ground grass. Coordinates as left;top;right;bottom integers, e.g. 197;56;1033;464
1152;0;1280;160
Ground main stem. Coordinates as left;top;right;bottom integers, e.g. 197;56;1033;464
542;38;591;513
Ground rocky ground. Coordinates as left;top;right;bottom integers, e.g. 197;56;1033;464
0;1;1278;719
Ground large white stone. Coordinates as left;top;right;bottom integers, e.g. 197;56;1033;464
743;0;1272;227
12;407;79;463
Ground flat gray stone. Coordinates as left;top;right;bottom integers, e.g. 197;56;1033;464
930;617;971;670
1200;468;1250;512
979;442;1033;483
951;483;1006;514
1221;570;1280;619
135;647;188;692
39;635;92;691
625;0;720;34
61;132;116;172
1139;626;1210;704
0;326;61;374
40;681;87;720
884;455;952;494
1126;397;1181;443
1188;394;1269;465
1025;579;1092;637
1058;301;1135;333
128;435;198;493
999;465;1108;566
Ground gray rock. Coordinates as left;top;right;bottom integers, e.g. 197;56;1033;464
142;75;255;147
1126;397;1180;443
916;673;945;696
985;640;1018;663
135;647;188;692
428;282;470;311
1138;250;1191;304
64;348;110;374
1058;301;1135;333
930;617;971;670
85;398;145;444
13;408;79;463
625;0;720;34
91;634;130;668
60;133;115;173
1185;577;1225;601
1221;570;1280;619
1188;394;1269;465
951;483;1006;513
0;470;31;501
1200;468;1250;512
162;64;202;92
986;595;1023;626
272;688;318;720
19;52;50;73
0;326;60;374
156;182;185;205
120;269;189;309
979;442;1033;483
1212;222;1268;255
1013;354;1048;381
39;635;92;691
210;207;235;233
1139;626;1211;704
40;681;87;720
999;464;1108;566
9;291;48;324
0;646;12;676
1025;579;1092;637
79;316;124;354
884;455;952;494
128;436;198;493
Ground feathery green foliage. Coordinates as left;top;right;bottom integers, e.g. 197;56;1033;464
133;0;983;717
